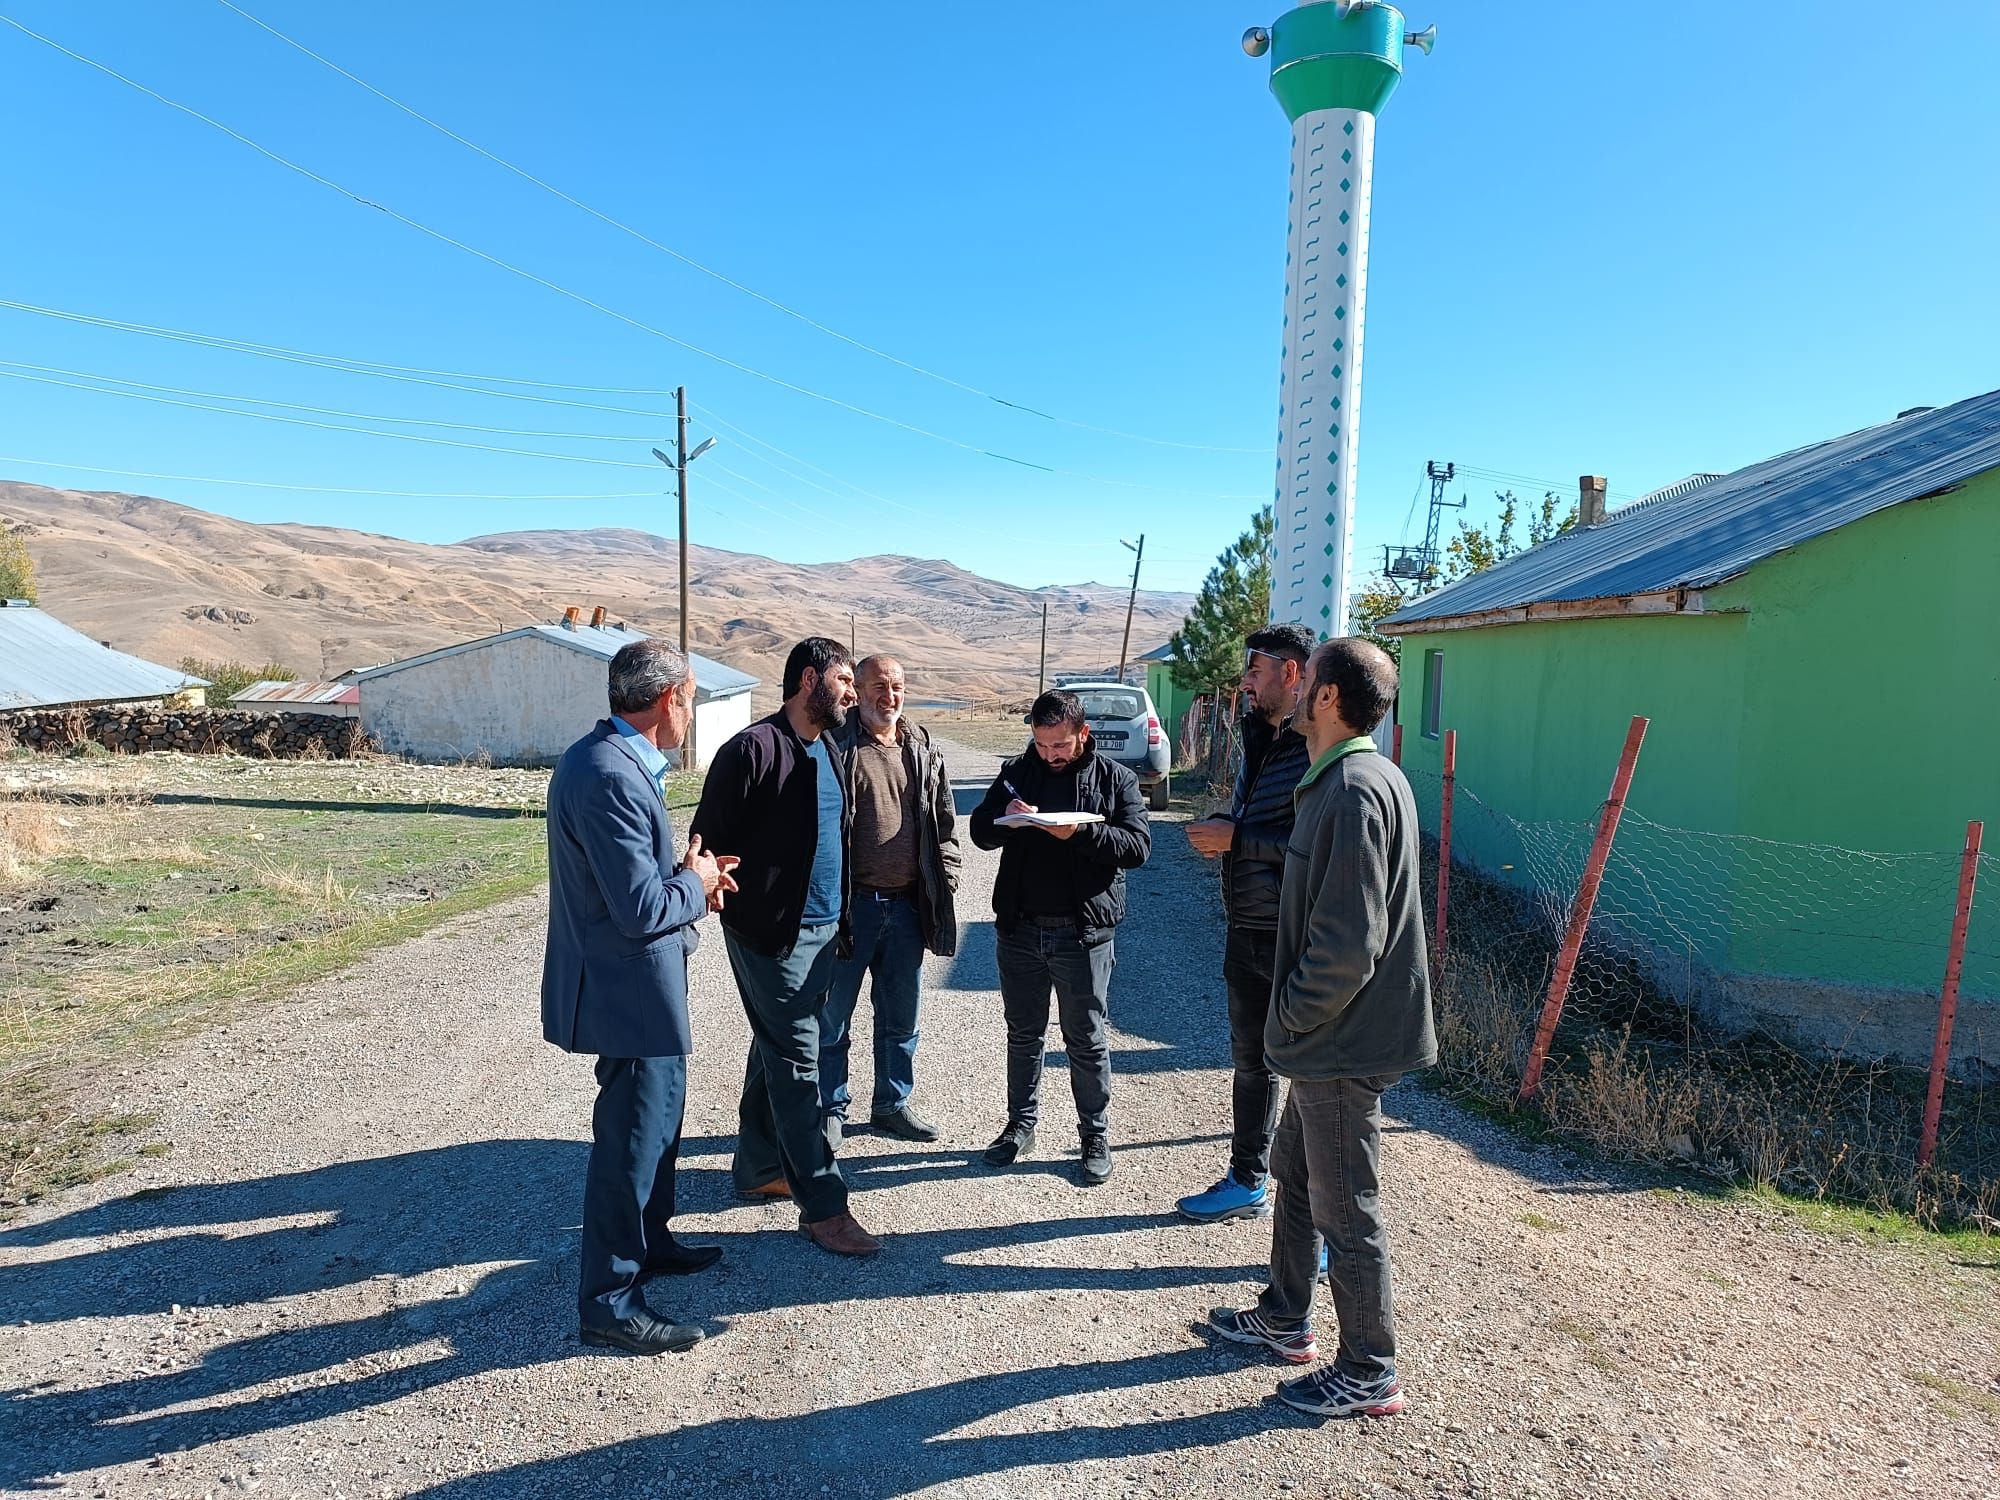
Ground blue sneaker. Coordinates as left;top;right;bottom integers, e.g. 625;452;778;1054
1177;1174;1271;1224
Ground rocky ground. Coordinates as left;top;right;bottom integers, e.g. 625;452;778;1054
1;738;1995;1499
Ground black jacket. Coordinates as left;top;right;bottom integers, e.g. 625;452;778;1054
833;716;962;957
691;710;852;959
1221;711;1311;931
970;741;1151;945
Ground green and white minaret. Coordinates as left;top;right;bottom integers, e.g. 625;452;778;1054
1245;2;1433;634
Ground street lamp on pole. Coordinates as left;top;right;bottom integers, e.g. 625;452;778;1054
1116;534;1145;686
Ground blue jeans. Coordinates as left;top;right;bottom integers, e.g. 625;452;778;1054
820;891;924;1119
725;924;849;1223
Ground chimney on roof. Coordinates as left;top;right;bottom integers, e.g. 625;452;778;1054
1578;475;1608;529
589;605;606;629
562;606;581;629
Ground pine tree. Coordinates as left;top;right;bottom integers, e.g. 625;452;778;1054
1166;507;1273;696
1440;490;1576;583
0;523;38;602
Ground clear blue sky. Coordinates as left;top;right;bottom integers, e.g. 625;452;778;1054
3;1;1996;597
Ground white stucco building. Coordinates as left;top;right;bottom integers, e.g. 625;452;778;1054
354;616;758;769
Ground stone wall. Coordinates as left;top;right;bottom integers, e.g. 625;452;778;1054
0;705;372;759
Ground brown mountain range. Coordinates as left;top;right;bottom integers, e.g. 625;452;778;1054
0;483;1194;703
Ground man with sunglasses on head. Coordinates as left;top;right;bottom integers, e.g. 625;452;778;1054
1177;623;1317;1225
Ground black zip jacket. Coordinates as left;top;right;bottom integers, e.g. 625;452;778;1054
832;716;962;957
1221;711;1311;931
691;710;853;959
970;740;1151;945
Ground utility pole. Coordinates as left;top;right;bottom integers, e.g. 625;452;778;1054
651;392;718;770
1037;597;1048;698
1116;534;1145;684
1382;461;1463;595
676;385;694;771
849;612;857;656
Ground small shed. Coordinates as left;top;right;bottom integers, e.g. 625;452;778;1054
354;617;758;769
231;680;362;719
0;601;206;709
1139;642;1197;757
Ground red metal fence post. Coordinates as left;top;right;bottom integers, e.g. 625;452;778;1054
1918;820;1984;1170
1518;716;1650;1102
1392;723;1404;766
1434;729;1456;974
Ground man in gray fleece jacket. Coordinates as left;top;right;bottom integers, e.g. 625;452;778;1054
1212;637;1435;1420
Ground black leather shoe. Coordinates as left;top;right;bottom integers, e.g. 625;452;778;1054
642;1238;723;1278
982;1123;1035;1167
870;1105;941;1142
579;1311;704;1356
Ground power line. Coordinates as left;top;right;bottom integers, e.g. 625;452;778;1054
0;368;658;469
0;454;654;500
0;359;656;443
213;0;1263;457
0;298;672;413
1;14;1257;492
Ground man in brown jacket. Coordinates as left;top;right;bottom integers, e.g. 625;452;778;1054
820;655;961;1145
1211;637;1436;1419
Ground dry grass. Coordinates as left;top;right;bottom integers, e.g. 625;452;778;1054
253;858;350;908
1432;956;2000;1232
0;799;67;885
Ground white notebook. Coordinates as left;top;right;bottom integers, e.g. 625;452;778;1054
994;810;1105;829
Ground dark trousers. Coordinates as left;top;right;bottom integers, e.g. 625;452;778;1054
726;924;849;1222
820;891;925;1119
578;1054;686;1328
996;919;1114;1136
1258;1074;1403;1381
1224;923;1283;1187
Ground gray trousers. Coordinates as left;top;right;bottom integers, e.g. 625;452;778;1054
725;923;849;1223
1257;1073;1402;1381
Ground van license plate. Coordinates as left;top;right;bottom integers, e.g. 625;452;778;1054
1097;732;1128;749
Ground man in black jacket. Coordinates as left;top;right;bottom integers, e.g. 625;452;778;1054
1178;623;1316;1223
970;690;1151;1185
691;637;882;1259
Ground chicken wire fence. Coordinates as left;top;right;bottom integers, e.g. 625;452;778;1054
1404;765;1998;1213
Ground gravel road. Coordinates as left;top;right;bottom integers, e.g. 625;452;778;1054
2;737;1995;1499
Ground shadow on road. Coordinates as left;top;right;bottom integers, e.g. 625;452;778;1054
0;1136;1261;1491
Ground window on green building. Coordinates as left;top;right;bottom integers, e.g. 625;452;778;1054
1421;649;1444;739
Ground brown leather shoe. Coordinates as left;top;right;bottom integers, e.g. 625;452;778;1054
799;1211;882;1258
736;1179;792;1200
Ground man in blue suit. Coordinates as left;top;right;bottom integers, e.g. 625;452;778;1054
543;639;737;1356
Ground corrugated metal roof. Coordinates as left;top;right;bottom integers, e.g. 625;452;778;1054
1383;389;2000;630
353;621;760;698
0;604;204;709
231;679;362;706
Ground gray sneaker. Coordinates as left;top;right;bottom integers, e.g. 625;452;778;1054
1277;1365;1406;1418
1078;1131;1112;1186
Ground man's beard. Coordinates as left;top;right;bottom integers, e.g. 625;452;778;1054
810;680;848;730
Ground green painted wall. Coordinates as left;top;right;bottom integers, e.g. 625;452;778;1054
1145;660;1198;763
1394;612;1747;832
1727;471;2000;852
